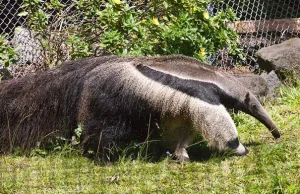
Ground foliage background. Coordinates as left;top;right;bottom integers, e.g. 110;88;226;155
1;0;300;73
0;0;243;69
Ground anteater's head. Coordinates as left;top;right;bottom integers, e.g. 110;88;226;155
238;92;281;139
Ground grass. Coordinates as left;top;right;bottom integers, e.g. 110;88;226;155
1;84;300;193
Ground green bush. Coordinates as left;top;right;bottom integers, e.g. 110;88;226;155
21;0;242;67
0;35;18;80
0;35;18;68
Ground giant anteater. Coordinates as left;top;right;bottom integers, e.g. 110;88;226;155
0;55;280;161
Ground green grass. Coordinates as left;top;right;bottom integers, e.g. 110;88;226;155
1;84;300;194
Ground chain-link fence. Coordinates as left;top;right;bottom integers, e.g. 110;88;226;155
212;0;300;67
1;0;300;68
0;0;26;40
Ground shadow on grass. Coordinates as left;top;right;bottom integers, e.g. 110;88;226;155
7;137;263;165
84;138;266;165
92;141;223;164
187;144;214;162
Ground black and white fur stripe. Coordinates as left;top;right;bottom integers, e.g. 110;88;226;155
78;56;251;160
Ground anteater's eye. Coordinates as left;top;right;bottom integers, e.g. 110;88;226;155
252;104;258;110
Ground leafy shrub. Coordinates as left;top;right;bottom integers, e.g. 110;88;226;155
0;35;18;80
20;0;242;67
0;35;18;68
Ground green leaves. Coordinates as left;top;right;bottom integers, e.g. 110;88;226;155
66;35;92;59
46;0;65;10
21;0;43;8
74;0;242;61
20;0;243;65
0;35;18;68
17;11;29;17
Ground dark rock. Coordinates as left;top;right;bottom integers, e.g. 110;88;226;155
257;38;300;80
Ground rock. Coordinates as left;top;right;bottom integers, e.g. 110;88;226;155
234;73;268;97
261;70;281;97
257;38;300;80
10;27;43;66
221;67;278;98
233;70;281;99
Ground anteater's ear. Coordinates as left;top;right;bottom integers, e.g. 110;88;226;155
245;92;250;104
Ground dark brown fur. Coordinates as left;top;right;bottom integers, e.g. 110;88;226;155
0;56;122;153
0;56;167;155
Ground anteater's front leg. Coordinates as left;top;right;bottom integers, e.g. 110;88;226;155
162;114;194;162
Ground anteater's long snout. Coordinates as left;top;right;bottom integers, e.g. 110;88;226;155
252;105;281;139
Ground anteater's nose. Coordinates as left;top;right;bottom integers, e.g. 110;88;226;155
234;143;249;156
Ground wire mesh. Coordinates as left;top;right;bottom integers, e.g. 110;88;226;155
0;0;26;40
0;0;300;68
212;0;300;67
